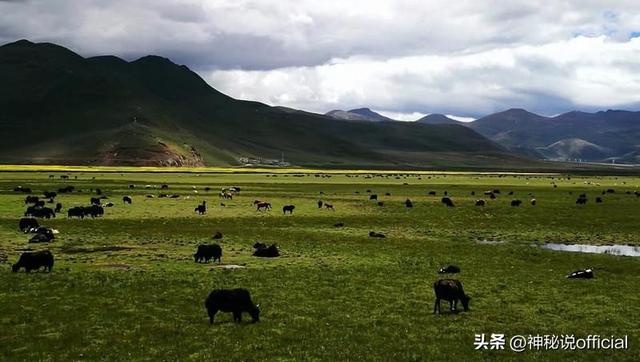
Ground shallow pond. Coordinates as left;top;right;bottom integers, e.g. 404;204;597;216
540;243;640;257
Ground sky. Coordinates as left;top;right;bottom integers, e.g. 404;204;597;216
1;0;640;120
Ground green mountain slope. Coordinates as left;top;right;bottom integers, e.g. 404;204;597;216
0;39;522;168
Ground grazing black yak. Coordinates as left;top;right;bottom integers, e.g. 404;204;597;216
567;269;594;279
205;288;260;324
25;195;39;204
405;199;413;208
19;217;38;232
511;199;522;207
43;191;57;199
369;194;378;200
25;206;55;219
441;197;455;207
369;231;386;238
333;222;344;227
595;197;603;203
433;279;470;313
428;191;436;196
123;196;132;204
438;265;461;274
194;244;222;263
324;203;334;210
90;197;101;205
68;206;86;218
576;196;588;205
475;199;486;206
317;200;323;208
58;186;74;193
253;244;280;257
212;231;223;240
195;201;207;215
85;205;104;218
12;250;54;272
282;205;295;214
377;201;384;206
530;198;537;206
54;203;63;213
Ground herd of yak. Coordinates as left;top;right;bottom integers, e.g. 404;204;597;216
7;174;633;323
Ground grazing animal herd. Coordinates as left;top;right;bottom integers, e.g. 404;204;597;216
7;175;629;326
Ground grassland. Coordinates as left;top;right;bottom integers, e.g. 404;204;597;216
1;170;640;361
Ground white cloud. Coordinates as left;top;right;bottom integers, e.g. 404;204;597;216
206;36;640;116
372;111;475;123
446;115;475;123
374;110;426;122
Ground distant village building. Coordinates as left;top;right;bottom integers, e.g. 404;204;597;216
239;156;289;167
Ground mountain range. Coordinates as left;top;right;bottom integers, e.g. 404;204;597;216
330;106;640;164
2;39;637;168
466;108;640;163
0;39;523;169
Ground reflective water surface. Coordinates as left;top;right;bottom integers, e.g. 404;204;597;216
540;243;640;257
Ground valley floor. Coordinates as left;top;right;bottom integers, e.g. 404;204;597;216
1;170;639;361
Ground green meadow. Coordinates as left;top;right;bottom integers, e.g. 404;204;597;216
1;170;639;361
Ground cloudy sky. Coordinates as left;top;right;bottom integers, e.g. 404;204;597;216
2;0;640;120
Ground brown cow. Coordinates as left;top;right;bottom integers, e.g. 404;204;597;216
256;202;271;211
